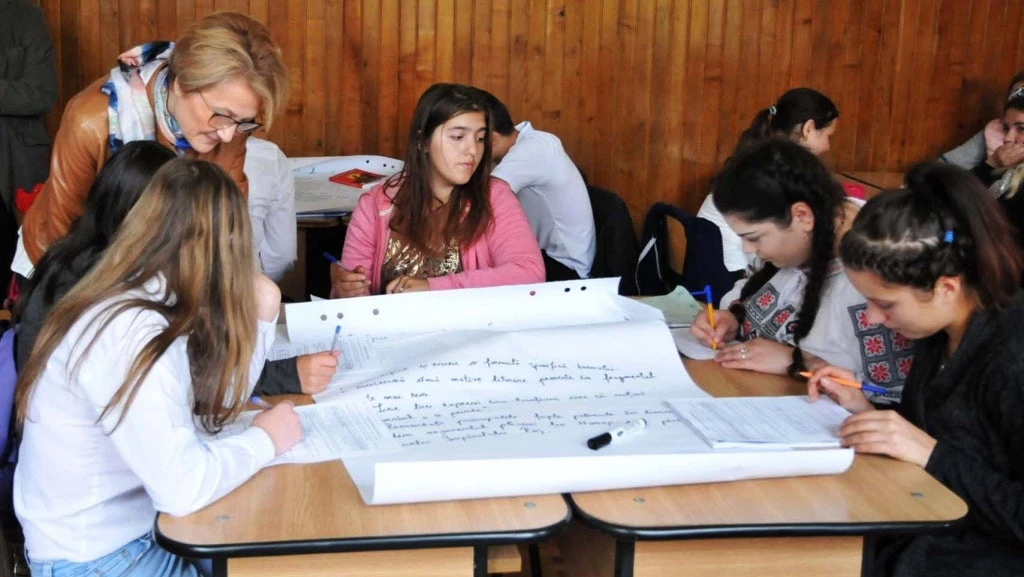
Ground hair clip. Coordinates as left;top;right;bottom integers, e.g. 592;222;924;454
942;230;954;244
1008;86;1024;102
767;105;778;116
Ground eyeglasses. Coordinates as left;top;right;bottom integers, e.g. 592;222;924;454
198;91;263;134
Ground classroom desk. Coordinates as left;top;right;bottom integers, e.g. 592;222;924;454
154;394;570;577
838;171;905;198
557;359;968;577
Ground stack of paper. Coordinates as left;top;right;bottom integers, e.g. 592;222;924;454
636;286;704;327
668;396;851;449
290;156;404;217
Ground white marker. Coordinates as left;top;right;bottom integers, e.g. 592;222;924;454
586;418;648;450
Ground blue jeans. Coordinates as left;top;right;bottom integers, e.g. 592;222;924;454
27;532;207;577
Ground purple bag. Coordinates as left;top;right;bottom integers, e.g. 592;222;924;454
0;328;15;456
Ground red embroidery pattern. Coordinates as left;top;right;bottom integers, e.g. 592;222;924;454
756;291;776;310
891;332;913;352
773;310;791;325
863;334;886;356
855;308;879;331
868;362;892;383
896;356;913;379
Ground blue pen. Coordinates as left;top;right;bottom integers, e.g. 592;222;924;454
330;325;342;354
322;252;340;265
250;395;273;410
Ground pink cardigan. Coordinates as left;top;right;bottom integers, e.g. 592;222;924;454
338;178;544;295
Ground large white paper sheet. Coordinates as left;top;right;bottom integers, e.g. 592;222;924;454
280;279;855;505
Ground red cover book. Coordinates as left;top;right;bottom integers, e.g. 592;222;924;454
329;168;386;188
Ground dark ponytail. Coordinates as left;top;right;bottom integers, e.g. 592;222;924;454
712;138;846;377
841;162;1022;310
735;88;838;154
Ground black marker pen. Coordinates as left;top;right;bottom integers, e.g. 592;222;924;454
586;418;648;450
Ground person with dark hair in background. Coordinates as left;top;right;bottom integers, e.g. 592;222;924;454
809;162;1024;577
697;88;839;275
691;139;909;404
0;0;57;303
477;89;596;281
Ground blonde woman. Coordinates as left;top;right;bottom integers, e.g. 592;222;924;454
13;11;289;280
13;159;302;577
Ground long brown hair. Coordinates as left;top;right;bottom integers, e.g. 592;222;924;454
16;158;257;433
387;83;493;254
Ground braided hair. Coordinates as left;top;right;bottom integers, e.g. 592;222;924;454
712;138;846;377
841;162;1022;311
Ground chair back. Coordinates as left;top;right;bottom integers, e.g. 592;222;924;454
587;185;640;293
635;202;735;300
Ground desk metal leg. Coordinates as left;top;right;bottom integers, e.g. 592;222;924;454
614;541;635;577
212;557;228;577
473;546;487;577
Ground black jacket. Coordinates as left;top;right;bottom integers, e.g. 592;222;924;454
872;291;1024;576
0;0;56;210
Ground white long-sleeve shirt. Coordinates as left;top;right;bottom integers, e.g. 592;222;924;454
245;138;297;282
14;278;277;562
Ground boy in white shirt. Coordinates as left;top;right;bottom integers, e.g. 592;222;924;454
479;90;596;280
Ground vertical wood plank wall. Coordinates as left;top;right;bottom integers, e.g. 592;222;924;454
36;0;1024;221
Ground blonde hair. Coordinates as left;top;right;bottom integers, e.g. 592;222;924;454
168;12;289;130
16;158;258;433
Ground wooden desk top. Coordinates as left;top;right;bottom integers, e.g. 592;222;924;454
568;359;968;540
155;395;570;558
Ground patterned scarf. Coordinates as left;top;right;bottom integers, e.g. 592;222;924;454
100;41;190;155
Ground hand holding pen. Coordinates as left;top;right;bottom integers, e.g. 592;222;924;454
324;252;371;298
691;285;718;350
804;367;877;414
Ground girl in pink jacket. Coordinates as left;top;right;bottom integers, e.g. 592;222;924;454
331;84;544;297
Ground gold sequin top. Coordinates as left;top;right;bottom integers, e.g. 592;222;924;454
380;204;462;292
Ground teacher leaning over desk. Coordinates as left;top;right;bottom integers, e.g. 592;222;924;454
11;11;288;284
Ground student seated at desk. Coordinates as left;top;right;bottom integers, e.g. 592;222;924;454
476;89;596;281
330;83;543;297
691;139;907;403
13;158;303;577
808;162;1024;577
697;88;839;275
14;141;334;396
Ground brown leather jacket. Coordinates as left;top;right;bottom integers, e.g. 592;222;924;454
21;69;249;263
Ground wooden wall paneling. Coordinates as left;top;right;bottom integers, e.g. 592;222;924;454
396;0;416;157
559;0;583;159
649;0;686;215
590;0;618;193
609;0;638;211
851;0;885;171
303;0;326;156
415;0;436;100
488;0;510;109
902;1;937;170
78;0;101;89
523;0;546;126
360;0;381;154
34;0;1024;229
451;0;473;85
630;0;657;212
470;0;492;90
681;0;708;213
570;0;599;172
715;0;743;168
339;0;362;155
434;0;454;82
57;0;79;119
